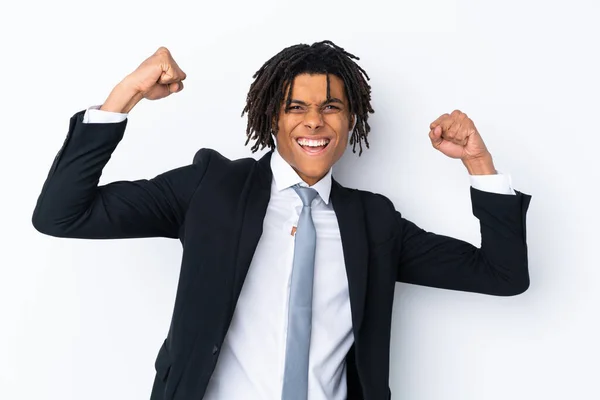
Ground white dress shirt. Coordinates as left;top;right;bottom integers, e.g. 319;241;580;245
83;106;515;399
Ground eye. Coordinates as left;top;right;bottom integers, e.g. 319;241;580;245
323;105;340;111
286;106;303;111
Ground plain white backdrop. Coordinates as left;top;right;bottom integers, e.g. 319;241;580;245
1;0;599;399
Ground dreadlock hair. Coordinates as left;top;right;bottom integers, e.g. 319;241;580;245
241;40;375;155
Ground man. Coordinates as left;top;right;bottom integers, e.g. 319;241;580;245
32;41;531;400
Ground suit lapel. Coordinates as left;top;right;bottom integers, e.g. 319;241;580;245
331;179;369;336
229;151;273;309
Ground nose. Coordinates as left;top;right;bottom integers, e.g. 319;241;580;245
304;108;324;131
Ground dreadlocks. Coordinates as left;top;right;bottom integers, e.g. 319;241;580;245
241;40;375;155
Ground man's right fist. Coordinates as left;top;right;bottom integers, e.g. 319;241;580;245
100;47;187;113
126;47;187;100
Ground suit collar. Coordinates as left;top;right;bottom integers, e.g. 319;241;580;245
256;150;274;188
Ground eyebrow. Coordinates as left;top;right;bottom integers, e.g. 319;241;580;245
288;98;345;106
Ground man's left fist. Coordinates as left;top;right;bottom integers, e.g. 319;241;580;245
429;110;496;175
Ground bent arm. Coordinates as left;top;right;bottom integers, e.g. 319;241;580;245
396;188;532;296
32;110;208;239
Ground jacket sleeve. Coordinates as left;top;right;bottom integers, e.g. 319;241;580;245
396;188;532;296
31;110;210;239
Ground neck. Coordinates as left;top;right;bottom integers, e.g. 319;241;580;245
294;168;324;186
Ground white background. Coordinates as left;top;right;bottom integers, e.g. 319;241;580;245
1;0;599;399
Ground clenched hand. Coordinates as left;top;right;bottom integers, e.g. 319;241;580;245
429;110;497;175
100;47;187;113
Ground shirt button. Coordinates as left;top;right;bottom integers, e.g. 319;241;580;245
212;344;219;355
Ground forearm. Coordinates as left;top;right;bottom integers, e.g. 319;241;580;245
469;187;532;294
463;152;496;175
32;111;126;235
100;78;143;114
397;188;532;296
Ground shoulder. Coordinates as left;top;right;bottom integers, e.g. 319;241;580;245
341;184;398;215
191;148;264;187
361;190;396;212
192;148;258;171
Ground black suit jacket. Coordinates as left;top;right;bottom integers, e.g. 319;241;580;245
32;110;532;400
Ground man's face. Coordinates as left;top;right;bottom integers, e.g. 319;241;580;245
275;73;353;186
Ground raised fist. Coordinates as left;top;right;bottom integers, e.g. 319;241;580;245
125;46;187;101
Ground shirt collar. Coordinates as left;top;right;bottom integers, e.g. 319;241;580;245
270;148;332;205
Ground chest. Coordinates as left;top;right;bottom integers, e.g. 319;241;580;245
247;195;349;312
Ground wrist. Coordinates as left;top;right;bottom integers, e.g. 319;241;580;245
100;80;143;113
462;152;496;175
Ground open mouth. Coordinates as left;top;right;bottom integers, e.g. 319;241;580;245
296;137;331;155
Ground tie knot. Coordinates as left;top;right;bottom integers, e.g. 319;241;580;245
293;185;318;207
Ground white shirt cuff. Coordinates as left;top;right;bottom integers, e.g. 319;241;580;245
470;171;516;195
82;105;128;124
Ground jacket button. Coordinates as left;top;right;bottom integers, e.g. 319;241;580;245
212;345;219;355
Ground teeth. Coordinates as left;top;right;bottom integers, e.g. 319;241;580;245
297;138;330;147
